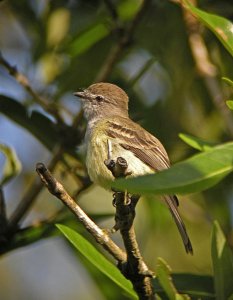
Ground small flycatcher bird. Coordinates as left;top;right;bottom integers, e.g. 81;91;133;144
74;82;193;254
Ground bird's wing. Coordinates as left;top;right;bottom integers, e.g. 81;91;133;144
106;117;170;171
105;118;195;254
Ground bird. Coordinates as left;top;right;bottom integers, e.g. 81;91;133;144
74;82;193;254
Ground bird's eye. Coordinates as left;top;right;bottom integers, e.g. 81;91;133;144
95;95;104;102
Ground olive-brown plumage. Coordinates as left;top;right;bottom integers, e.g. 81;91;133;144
74;82;193;254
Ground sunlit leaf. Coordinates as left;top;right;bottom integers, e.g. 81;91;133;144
0;144;21;186
56;224;137;299
226;100;233;110
112;142;233;195
47;8;70;47
211;221;233;300
222;77;233;87
156;258;190;300
39;53;65;83
184;2;233;57
179;133;214;151
69;23;109;57
118;0;141;21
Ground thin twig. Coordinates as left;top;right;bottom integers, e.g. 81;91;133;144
180;0;233;137
7;146;64;234
36;162;126;264
6;85;85;234
0;52;64;124
95;0;151;82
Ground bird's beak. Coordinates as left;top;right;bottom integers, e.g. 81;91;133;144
73;90;86;99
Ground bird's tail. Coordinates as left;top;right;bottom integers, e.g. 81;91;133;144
164;195;193;254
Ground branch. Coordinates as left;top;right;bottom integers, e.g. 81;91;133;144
113;191;155;299
95;0;151;82
180;0;233;137
0;52;64;124
6;97;85;235
36;157;154;299
7;146;64;234
105;142;155;299
35;162;126;264
1;0;150;239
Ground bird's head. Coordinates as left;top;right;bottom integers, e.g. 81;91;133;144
74;82;129;121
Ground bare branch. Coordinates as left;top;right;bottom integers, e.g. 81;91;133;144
6;88;85;235
7;146;64;233
36;162;126;264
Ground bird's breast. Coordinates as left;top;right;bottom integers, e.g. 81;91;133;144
86;129;153;189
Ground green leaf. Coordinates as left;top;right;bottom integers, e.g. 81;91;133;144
179;133;214;151
0;212;113;255
184;2;233;57
69;23;109;57
226;100;233;110
112;142;233;195
156;258;190;300
211;221;233;300
154;270;214;299
118;0;141;21
171;274;214;299
222;78;233;110
0;144;21;186
0;222;59;255
56;224;137;299
222;77;233;88
0;95;59;150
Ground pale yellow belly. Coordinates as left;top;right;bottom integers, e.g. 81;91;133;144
86;135;153;189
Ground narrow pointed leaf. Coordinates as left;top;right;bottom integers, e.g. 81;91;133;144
222;77;233;87
156;258;190;300
171;273;214;299
56;224;137;299
179;133;214;151
184;2;233;57
69;23;109;57
211;221;233;300
112;142;233;195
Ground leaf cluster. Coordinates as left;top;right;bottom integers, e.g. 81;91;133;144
0;0;233;299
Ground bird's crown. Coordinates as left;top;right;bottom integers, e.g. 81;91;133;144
87;82;128;102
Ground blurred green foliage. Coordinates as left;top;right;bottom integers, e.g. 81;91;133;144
0;0;233;299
